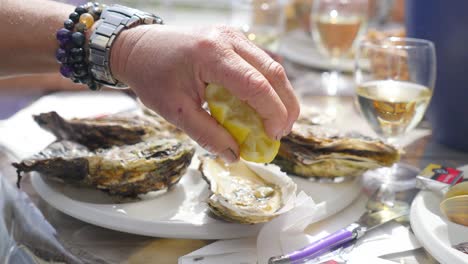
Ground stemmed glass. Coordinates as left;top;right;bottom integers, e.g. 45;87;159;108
230;0;285;53
311;0;368;96
355;37;436;184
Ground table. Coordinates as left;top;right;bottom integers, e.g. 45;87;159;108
1;9;462;263
0;83;454;263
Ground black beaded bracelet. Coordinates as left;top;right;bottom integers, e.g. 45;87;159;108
56;2;105;90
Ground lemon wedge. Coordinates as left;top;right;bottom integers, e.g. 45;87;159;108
206;84;280;163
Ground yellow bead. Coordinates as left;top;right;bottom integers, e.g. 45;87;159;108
79;13;94;29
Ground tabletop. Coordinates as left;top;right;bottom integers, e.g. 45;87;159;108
1;76;458;263
1;4;466;264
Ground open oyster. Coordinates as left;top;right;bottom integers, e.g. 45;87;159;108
440;182;468;227
273;122;400;178
13;139;195;196
199;156;296;224
34;111;184;150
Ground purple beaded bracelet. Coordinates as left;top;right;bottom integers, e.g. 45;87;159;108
56;2;104;90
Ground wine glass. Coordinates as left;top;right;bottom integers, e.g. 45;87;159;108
311;0;368;96
355;37;436;185
231;0;285;53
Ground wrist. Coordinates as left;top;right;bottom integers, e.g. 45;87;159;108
87;5;163;89
55;2;107;90
109;25;152;87
56;3;163;90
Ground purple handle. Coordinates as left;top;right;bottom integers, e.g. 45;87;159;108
285;228;356;262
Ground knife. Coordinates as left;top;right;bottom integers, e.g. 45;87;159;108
453;242;468;254
268;207;409;264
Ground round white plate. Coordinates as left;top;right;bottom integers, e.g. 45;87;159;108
279;30;355;72
31;161;361;240
410;165;468;264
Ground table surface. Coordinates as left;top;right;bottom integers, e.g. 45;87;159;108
2;6;467;264
2;78;457;264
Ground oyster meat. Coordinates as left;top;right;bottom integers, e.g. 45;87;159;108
199;156;296;224
273;122;400;178
34;111;184;150
13;139;195;196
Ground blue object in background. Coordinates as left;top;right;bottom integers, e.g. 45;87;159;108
0;94;41;120
406;0;468;151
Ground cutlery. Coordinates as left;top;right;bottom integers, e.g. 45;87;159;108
269;184;419;264
453;242;468;254
268;206;409;264
379;247;439;264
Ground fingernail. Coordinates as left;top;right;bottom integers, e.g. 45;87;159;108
275;133;283;141
220;148;238;163
284;124;294;136
203;144;214;153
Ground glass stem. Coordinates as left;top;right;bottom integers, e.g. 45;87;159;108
327;55;341;96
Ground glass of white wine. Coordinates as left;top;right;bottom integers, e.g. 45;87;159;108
311;0;368;96
355;37;436;184
230;0;284;53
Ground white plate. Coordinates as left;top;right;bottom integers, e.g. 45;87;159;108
31;162;361;240
410;165;468;264
279;30;355;72
6;92;361;240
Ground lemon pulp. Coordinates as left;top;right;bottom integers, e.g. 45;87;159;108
206;84;280;163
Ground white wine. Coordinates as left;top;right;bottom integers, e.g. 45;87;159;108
356;80;432;138
313;14;362;58
243;26;280;52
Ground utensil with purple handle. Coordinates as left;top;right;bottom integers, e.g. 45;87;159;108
269;207;409;264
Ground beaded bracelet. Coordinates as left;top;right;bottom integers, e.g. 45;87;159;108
56;2;105;90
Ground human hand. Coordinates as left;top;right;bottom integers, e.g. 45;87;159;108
110;25;300;162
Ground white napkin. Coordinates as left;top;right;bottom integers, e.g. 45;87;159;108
257;192;324;264
346;221;421;264
177;238;257;264
179;193;421;264
179;192;320;264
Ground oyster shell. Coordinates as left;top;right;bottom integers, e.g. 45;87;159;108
34;111;184;150
440;182;468;227
273;122;400;178
199;156;296;224
440;195;468;227
13;139;195;196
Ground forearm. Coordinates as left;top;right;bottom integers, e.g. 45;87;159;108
0;73;85;91
0;0;74;77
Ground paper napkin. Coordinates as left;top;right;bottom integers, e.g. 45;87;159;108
179;193;421;264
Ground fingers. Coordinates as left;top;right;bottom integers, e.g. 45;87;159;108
170;98;239;163
233;37;300;135
202;50;288;140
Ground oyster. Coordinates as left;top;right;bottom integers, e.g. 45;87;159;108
273;122;400;178
34;111;184;150
13;139;195;196
440;195;468;227
440;182;468;227
199;156;296;224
